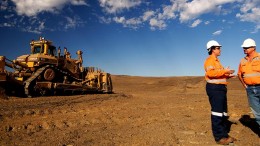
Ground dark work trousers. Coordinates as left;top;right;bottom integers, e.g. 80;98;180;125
206;83;229;142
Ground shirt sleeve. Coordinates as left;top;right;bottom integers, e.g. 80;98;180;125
237;63;242;75
204;58;227;78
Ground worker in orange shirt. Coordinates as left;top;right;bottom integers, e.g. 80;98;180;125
238;38;260;131
204;40;236;145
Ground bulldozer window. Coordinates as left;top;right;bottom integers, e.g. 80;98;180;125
48;46;56;56
33;46;43;54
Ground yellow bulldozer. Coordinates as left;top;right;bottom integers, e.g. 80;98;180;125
0;37;113;97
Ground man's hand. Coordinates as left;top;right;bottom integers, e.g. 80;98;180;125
225;67;235;74
228;74;236;78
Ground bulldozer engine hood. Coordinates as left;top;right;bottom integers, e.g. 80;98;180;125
16;54;30;62
16;54;57;67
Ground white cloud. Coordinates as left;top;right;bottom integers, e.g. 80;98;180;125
11;0;87;16
131;0;237;30
159;2;179;20
65;17;77;29
142;11;154;21
149;18;167;30
0;23;13;27
63;16;85;30
38;21;45;31
113;16;125;23
1;0;87;33
2;0;260;33
239;0;259;13
125;17;142;26
99;0;141;14
21;20;45;34
179;0;236;22
190;19;202;28
113;16;141;29
205;21;210;25
115;6;171;30
71;0;88;6
101;0;237;30
236;0;260;32
254;25;260;33
99;16;112;24
213;30;222;35
137;1;179;30
4;14;15;19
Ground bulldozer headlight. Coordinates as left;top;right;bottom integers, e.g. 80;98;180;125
16;58;25;62
28;57;39;62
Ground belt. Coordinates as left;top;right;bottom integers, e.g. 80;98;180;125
247;84;260;87
206;83;226;86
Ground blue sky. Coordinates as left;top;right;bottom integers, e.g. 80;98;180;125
0;0;260;76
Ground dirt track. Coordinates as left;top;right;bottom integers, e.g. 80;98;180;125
0;75;259;145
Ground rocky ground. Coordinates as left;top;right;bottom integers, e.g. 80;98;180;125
0;75;259;146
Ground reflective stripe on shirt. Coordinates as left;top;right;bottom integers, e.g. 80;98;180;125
206;65;214;71
206;78;227;84
252;56;260;61
243;72;260;78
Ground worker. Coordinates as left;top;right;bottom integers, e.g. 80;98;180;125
204;40;236;145
66;51;71;59
76;50;83;72
237;38;260;131
64;47;68;58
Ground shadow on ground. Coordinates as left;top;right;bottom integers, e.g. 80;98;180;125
239;114;260;137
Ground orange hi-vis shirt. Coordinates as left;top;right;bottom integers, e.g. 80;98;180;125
204;55;229;85
238;52;260;85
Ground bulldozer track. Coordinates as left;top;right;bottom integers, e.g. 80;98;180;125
24;65;49;97
54;66;83;82
24;65;87;97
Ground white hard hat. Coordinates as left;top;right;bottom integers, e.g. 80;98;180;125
241;38;256;48
206;40;221;50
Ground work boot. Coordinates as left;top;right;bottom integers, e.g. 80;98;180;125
216;138;231;145
227;136;237;142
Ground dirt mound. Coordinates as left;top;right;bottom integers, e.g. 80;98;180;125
0;75;259;145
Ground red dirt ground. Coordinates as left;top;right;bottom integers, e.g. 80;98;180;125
0;75;259;145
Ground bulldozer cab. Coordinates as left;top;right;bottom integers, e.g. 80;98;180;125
31;37;56;56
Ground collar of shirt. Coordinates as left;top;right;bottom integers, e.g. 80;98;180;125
209;54;219;62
